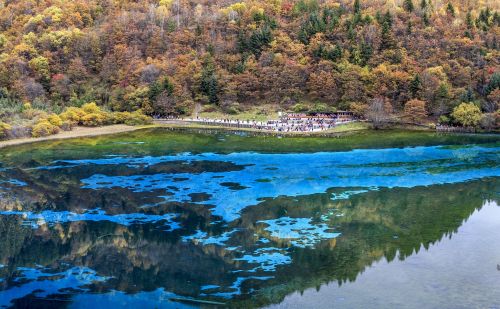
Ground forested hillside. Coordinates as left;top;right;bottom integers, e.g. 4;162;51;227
0;0;499;131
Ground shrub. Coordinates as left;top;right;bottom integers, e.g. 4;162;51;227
47;114;63;127
0;121;12;139
124;111;153;126
438;115;450;125
7;126;31;139
479;113;497;131
81;112;107;126
292;103;308;113
32;120;59;137
60;107;86;123
109;111;152;126
81;102;101;114
338;101;352;111
225;106;240;115
22;102;32;111
111;111;131;124
220;101;240;115
177;100;194;115
311;103;330;113
102;112;114;125
202;105;218;113
22;107;47;120
61;121;73;131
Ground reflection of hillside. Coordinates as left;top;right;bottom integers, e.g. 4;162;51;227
0;219;240;298
229;179;498;306
0;158;245;215
0;179;497;307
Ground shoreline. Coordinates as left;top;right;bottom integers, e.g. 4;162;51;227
0;121;372;149
0;121;368;149
1;121;493;150
0;125;147;149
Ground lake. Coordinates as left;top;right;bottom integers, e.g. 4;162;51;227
0;128;498;308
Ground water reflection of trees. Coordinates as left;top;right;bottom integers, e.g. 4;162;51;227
0;178;497;307
234;179;498;306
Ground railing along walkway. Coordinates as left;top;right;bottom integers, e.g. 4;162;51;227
154;118;356;132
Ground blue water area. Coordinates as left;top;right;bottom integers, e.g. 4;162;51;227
0;266;108;308
0;132;498;307
0;209;180;230
56;145;500;221
234;248;292;272
0;266;196;308
208;276;275;298
0;178;27;187
257;217;341;248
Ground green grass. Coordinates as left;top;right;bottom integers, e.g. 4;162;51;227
323;122;370;133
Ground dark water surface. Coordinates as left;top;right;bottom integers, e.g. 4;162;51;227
0;128;498;308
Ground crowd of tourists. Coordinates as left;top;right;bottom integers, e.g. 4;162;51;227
161;113;355;132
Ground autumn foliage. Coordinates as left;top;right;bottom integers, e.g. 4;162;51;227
28;103;152;137
0;0;498;131
452;102;483;127
404;99;427;124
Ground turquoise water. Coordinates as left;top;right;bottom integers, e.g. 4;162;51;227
0;128;498;308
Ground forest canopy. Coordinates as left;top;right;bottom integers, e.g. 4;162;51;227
0;0;498;128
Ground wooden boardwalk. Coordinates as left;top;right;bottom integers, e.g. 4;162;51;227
154;118;356;132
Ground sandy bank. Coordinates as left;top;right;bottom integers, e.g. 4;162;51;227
0;125;145;149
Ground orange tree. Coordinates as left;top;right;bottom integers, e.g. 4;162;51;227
404;99;427;124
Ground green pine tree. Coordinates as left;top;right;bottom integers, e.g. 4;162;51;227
347;23;356;41
354;0;361;15
460;88;475;102
446;3;455;17
423;12;430;26
407;20;413;34
299;12;326;44
466;11;474;29
149;77;174;102
410;74;422;98
360;41;373;65
403;0;414;13
349;46;362;65
375;11;383;24
380;11;395;50
485;72;500;95
494;11;500;26
383;10;393;27
200;55;219;104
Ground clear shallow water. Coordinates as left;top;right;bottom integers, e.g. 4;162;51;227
0;128;498;308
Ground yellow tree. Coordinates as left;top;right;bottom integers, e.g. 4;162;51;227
404;99;427;124
452;102;482;127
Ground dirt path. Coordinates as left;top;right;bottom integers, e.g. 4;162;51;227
0;125;144;149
